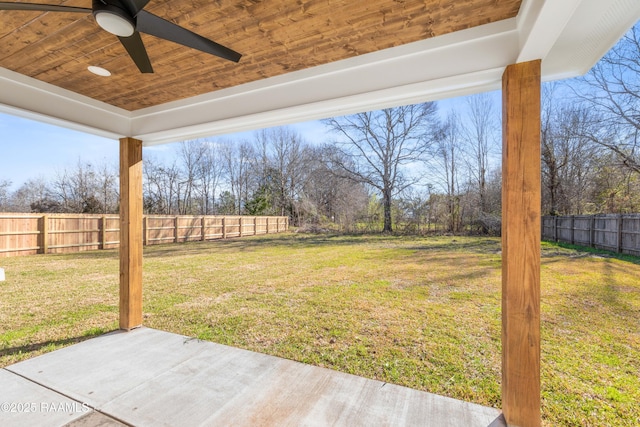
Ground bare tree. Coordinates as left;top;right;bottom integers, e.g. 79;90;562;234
433;111;464;232
323;102;441;233
573;23;640;173
395;187;432;234
541;89;565;215
51;160;113;213
303;144;369;229
198;139;224;215
178;141;205;214
462;93;500;219
143;156;182;214
591;151;640;213
556;109;598;214
0;179;11;211
223;140;254;215
253;127;307;221
9;177;52;212
96;162;119;213
542;86;599;215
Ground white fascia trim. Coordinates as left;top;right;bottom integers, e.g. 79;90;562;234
131;20;519;145
0;67;131;139
136;68;505;146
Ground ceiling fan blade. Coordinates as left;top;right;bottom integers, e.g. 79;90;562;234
119;0;150;17
0;2;90;13
118;32;153;73
136;10;241;63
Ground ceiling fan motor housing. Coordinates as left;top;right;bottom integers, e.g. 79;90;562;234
92;0;136;37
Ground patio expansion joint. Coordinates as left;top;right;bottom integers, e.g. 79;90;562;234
2;367;134;427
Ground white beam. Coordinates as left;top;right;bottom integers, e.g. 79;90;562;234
516;0;582;63
0;68;130;139
133;68;507;145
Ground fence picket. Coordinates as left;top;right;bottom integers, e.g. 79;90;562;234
0;214;288;257
542;214;640;256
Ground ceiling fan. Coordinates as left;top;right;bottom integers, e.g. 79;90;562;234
0;0;242;73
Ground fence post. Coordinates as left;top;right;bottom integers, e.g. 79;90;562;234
254;217;258;235
286;217;289;230
589;215;595;248
222;217;227;239
143;216;148;246
40;215;49;254
239;217;243;237
570;215;575;245
201;216;206;241
174;216;179;243
617;214;624;254
554;216;558;242
266;217;270;234
101;216;106;250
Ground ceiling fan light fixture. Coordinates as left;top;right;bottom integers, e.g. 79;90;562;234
94;8;135;37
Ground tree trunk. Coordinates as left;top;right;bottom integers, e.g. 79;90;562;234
383;188;393;233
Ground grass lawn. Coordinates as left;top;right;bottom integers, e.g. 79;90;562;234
1;233;638;426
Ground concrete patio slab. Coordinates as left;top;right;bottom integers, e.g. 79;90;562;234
2;327;506;426
0;369;87;427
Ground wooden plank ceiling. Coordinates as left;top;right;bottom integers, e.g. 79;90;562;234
0;0;521;111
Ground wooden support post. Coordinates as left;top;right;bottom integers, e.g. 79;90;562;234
174;216;179;243
266;217;270;234
40;215;49;254
239;217;243;237
201;216;206;241
119;137;143;331
222;217;227;239
501;60;541;427
254;216;258;235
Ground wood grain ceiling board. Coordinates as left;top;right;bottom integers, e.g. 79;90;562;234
0;0;522;111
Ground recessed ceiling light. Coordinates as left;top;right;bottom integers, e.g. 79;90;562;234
88;66;111;77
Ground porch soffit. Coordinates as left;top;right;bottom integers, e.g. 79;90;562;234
0;0;639;145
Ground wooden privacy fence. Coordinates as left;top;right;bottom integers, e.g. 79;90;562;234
0;213;289;257
542;214;640;256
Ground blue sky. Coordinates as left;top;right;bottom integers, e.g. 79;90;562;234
0;95;480;191
0;114;117;189
0;112;332;191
